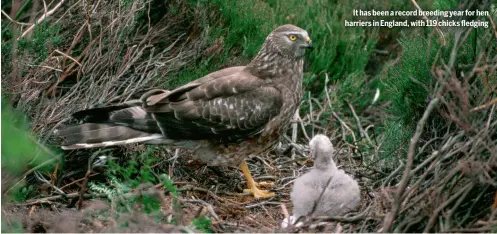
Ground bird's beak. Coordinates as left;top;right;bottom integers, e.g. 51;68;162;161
305;36;313;50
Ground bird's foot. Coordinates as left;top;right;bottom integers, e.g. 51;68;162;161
254;181;274;188
239;161;275;198
243;183;275;198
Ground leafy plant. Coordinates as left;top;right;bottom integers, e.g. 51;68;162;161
192;215;212;233
1;97;53;199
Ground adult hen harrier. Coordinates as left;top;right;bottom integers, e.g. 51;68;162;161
55;24;312;198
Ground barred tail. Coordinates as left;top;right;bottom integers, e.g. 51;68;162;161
54;123;165;150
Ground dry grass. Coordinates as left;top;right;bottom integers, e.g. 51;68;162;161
8;0;209;142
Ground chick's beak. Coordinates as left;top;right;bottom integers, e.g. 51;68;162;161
305;36;313;50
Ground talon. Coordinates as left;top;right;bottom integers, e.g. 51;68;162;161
240;161;275;198
243;187;275;199
255;181;274;188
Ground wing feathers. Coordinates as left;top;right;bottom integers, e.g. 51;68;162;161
142;66;246;105
186;73;263;101
150;86;282;142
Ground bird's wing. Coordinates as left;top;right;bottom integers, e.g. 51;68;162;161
291;172;322;217
143;66;246;106
141;67;283;142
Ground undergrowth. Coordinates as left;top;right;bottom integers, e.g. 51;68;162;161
87;147;212;232
379;25;492;161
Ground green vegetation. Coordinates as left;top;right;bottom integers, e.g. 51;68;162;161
1;97;52;177
379;26;491;158
192;215;213;233
1;22;62;76
168;0;379;99
18;22;63;62
89;148;166;213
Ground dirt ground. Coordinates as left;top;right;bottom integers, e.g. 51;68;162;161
2;200;195;233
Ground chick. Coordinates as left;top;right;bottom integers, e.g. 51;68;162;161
287;134;361;226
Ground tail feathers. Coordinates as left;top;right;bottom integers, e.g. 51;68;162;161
70;103;162;133
71;100;142;122
54;123;165;150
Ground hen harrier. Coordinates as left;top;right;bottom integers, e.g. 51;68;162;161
55;24;312;198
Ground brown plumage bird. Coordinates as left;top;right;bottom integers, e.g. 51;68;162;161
55;24;312;198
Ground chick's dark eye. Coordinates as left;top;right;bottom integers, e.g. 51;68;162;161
288;35;297;41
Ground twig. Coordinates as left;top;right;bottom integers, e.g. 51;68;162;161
381;97;440;232
313;206;372;223
449;226;495;233
18;0;66;39
59;172;100;190
1;10;33;25
178;184;244;206
332;111;358;150
77;152;99;209
381;160;404;187
295;114;311;142
25;64;63;72
486;104;496;130
54;49;82;67
424;182;474;232
182;198;221;221
244;197;279;209
470;97;497;113
20;192;107;206
281;203;290;220
33;171;65;195
347;101;372;144
410;0;445;45
324;73;334;111
488;14;497;42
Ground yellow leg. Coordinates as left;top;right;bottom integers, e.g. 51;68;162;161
240;160;275;198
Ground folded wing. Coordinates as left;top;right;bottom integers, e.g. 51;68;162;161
144;68;283;142
56;67;283;148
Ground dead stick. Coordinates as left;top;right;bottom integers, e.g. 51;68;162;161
382;97;440;232
20;192;107;206
59;172;100;190
77;153;98;209
313;206;371;223
18;0;67;39
46;33;101;97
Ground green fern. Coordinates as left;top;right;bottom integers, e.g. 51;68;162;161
89;182;117;199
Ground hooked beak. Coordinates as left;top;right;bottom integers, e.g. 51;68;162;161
305;36;313;50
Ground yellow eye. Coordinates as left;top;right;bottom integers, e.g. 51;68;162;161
288;35;297;41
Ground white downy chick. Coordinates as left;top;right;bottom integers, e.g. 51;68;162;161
289;134;361;223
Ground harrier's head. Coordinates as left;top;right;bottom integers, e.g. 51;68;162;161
266;24;312;58
309;134;337;170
